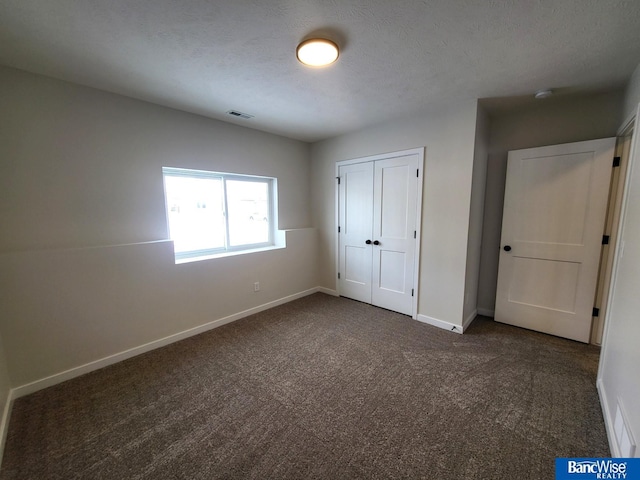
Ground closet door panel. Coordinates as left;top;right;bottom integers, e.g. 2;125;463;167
338;162;374;304
372;155;418;315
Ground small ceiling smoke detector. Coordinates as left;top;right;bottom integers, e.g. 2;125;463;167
226;110;254;119
534;89;553;99
296;38;339;67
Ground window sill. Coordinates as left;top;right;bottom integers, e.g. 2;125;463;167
172;229;287;265
174;243;285;265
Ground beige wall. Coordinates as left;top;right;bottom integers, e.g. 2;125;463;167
463;104;489;323
310;100;479;327
0;67;311;252
623;63;640;123
598;64;640;457
0;334;9;462
0;231;318;387
0;66;317;387
477;91;624;313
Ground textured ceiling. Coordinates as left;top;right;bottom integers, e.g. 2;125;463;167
1;0;639;142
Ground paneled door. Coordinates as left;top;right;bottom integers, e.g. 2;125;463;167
338;149;422;317
337;161;375;304
495;138;616;342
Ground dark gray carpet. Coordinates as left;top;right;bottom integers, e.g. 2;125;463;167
0;293;609;479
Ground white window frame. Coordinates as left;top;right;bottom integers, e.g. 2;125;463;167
162;166;276;262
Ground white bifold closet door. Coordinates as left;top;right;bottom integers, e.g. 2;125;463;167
338;152;420;316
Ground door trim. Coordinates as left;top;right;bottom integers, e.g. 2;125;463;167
597;101;640;458
591;127;634;344
335;147;425;319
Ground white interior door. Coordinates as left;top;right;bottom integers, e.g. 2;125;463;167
371;156;418;315
338;162;374;304
338;151;421;317
495;138;616;342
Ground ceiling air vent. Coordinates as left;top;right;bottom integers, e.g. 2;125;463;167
226;110;254;120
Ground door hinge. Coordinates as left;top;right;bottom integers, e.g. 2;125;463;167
336;176;341;184
411;288;414;297
602;235;610;245
416;169;419;178
593;307;600;317
613;156;621;168
414;230;417;239
338;226;341;233
338;272;341;279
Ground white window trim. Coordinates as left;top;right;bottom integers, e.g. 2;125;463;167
162;166;278;263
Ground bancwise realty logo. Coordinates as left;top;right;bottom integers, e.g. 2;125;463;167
556;458;640;479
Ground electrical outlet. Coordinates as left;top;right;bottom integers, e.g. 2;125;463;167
254;282;260;292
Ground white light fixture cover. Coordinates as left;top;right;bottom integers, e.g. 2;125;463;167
534;89;553;99
296;39;339;67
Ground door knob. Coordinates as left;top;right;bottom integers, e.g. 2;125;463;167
373;240;380;246
365;239;372;245
503;245;512;252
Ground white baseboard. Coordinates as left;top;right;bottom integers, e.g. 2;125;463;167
0;389;15;466
416;314;464;334
416;311;478;334
11;287;325;400
317;287;338;297
597;378;617;457
477;308;495;317
463;309;477;331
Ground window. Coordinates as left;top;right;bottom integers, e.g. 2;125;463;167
162;167;276;261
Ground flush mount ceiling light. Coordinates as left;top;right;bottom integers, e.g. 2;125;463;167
534;89;553;99
296;38;339;67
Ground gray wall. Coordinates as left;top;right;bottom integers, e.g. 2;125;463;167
0;66;317;387
0;334;11;447
477;91;625;314
598;63;640;457
0;67;311;252
310;101;479;327
463;104;489;323
622;63;640;122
